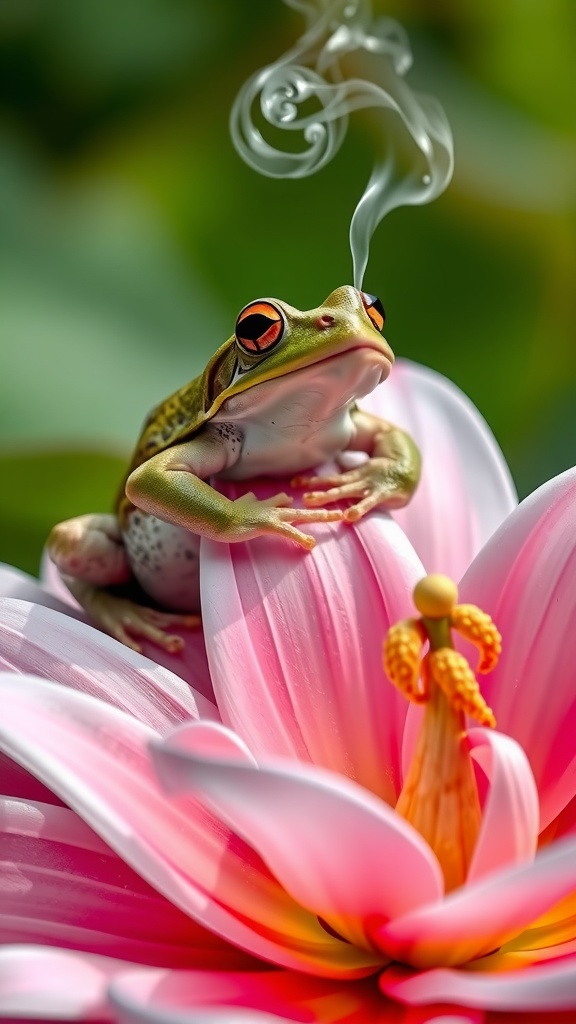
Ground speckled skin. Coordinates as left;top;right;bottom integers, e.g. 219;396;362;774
122;511;201;610
48;286;421;651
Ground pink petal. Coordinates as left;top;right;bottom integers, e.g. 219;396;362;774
381;954;576;1011
0;796;243;968
201;503;424;805
110;969;397;1024
41;546;84;609
164;721;256;764
0;674;370;977
375;834;576;969
0;945;128;1021
458;467;576;831
138;629;217;708
360;359;516;580
109;969;481;1024
0;597;218;729
0;750;66;805
466;727;539;883
152;722;443;950
40;550;217;704
0;562;84;619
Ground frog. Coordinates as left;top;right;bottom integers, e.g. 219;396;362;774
48;285;421;654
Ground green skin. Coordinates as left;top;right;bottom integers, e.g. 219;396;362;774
48;285;421;653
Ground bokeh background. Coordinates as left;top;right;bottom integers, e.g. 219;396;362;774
1;0;575;574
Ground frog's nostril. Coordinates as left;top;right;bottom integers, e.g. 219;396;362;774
317;315;335;330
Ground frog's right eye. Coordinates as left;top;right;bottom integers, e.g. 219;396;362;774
235;301;284;355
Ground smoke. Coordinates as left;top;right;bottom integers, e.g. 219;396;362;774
230;0;453;289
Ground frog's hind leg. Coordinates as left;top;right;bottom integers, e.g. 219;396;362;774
48;513;199;654
48;513;132;587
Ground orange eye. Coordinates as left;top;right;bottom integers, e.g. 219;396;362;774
235;301;284;355
362;292;385;332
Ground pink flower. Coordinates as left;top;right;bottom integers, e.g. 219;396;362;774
2;361;576;1023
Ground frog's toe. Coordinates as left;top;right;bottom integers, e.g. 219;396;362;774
292;471;343;488
86;590;192;654
119;613;186;654
140;608;202;630
303;480;370;507
344;498;376;521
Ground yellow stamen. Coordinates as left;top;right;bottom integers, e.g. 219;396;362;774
450;604;502;674
429;648;496;727
383;619;426;702
383;574;500;892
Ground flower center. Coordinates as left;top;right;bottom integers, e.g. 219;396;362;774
383;574;501;892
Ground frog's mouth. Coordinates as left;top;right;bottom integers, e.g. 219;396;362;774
315;337;393;371
223;339;392;429
285;334;393;387
234;334;392;387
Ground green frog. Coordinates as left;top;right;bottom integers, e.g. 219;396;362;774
48;286;421;653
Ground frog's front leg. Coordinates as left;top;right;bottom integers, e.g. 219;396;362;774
126;428;344;551
294;408;421;521
48;513;199;653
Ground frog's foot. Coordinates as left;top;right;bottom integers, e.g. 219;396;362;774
293;459;413;522
66;580;200;655
231;491;344;550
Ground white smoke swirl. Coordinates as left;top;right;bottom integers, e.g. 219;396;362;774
230;0;453;288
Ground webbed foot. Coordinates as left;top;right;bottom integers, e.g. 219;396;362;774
230;491;343;550
293;458;416;521
66;579;200;654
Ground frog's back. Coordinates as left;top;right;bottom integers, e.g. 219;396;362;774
116;341;237;523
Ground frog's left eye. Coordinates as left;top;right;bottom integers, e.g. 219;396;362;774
361;292;385;332
235;301;284;355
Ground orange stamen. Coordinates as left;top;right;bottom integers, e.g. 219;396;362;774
383;574;500;891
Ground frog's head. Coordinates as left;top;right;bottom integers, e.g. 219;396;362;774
119;286;394;489
223;284;393;402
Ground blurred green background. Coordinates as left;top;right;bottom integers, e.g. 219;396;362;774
1;0;575;574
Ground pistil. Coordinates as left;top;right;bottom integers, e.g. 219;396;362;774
384;575;501;892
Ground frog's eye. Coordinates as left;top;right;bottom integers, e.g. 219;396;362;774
361;292;385;332
235;301;284;355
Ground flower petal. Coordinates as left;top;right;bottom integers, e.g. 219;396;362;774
0;674;369;977
110;968;476;1024
152;722;443;950
360;359;517;580
0;562;84;618
163;721;257;764
40;546;84;609
466;727;539;883
0;597;218;729
39;550;217;704
110;969;408;1024
381;954;576;1011
0;796;243;968
458;467;576;831
201;502;424;804
375;834;576;969
0;945;127;1021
